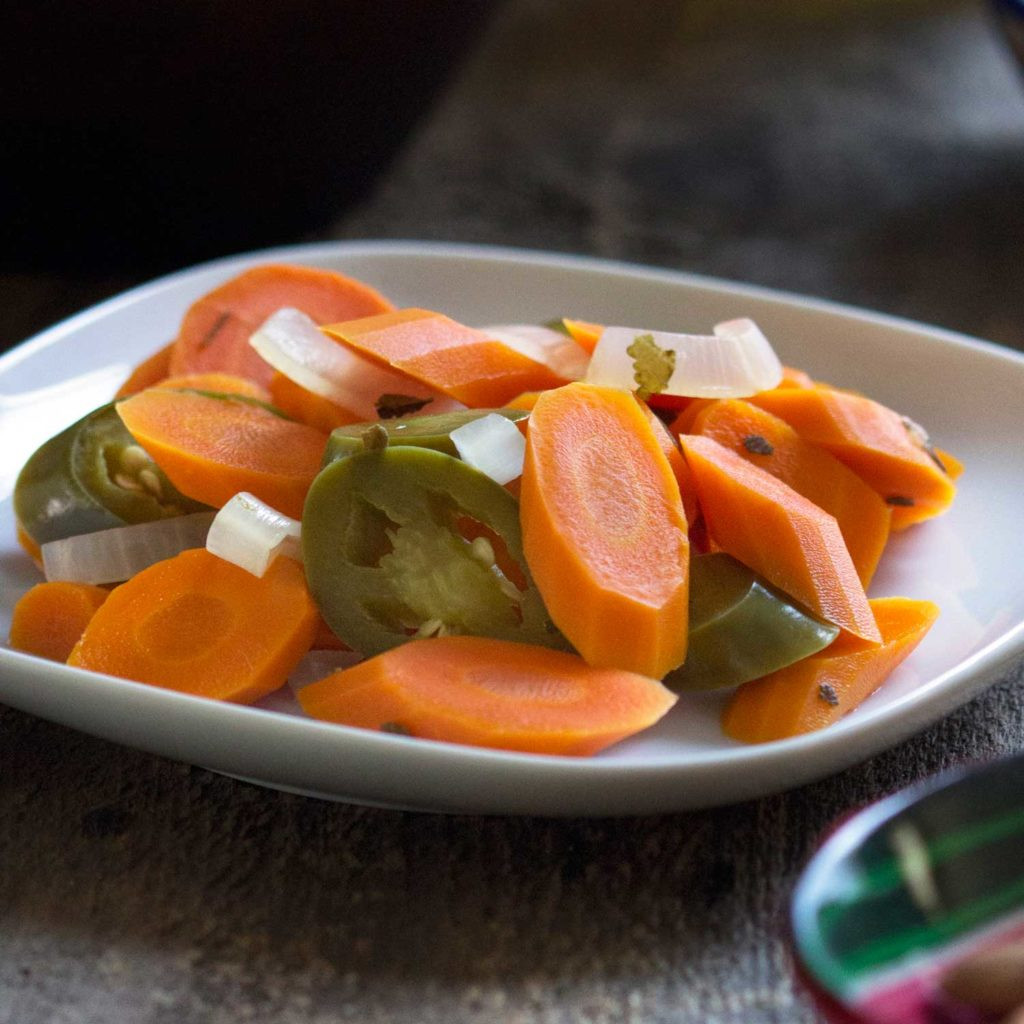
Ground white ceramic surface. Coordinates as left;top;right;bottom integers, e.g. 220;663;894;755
2;241;1022;817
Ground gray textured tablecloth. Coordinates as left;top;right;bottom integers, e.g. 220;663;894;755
3;1;1024;1020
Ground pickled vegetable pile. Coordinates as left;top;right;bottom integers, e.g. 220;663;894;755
8;262;961;755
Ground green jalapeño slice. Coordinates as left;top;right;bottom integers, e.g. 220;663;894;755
664;552;840;691
322;408;528;466
302;444;560;656
14;403;210;545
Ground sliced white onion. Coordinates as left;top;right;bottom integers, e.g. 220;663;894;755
42;511;216;584
481;323;590;381
584;318;783;398
287;648;364;693
450;413;527;485
249;308;464;420
206;492;302;577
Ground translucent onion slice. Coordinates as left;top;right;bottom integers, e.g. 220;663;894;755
42;511;216;584
450;413;527;485
287;648;364;694
249;307;464;420
481;323;590;381
584;318;783;398
206;492;302;578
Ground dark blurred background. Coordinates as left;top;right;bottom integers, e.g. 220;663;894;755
2;0;1022;353
2;0;497;273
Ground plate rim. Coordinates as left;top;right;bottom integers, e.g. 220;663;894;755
2;238;1023;816
6;238;1024;375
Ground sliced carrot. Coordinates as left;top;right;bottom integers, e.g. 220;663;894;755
640;400;700;528
668;375;813;439
935;447;964;480
267;372;362;433
748;387;956;530
323;309;570;407
722;597;938;742
10;582;110;662
777;365;816;389
155;372;272;401
170;263;394;387
679;435;880;642
115;341;175;398
116;387;328;519
690;399;892;586
561;318;603;355
68;548;317;703
504;391;542;413
668;398;717;437
298;635;677;756
501;394;536;454
520;383;690;678
16;522;43;568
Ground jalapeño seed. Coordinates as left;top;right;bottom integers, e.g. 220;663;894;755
120;445;152;474
138;468;163;498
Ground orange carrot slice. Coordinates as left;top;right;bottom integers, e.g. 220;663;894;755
155;372;272;401
748;387;956;530
935;447;964;480
115;341;175;398
503;391;542;413
170;263;394;387
561;318;603;355
722;597;938;742
641;401;700;528
667;398;716;436
521;383;690;678
116;387;328;519
68;548;317;703
16;522;43;568
691;399;892;586
267;372;362;433
298;635;677;756
679;435;880;642
323;309;570;407
777;365;816;389
10;582;110;662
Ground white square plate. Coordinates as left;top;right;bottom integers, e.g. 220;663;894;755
2;241;1022;816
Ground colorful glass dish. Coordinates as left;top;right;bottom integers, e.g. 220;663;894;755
793;754;1024;1023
